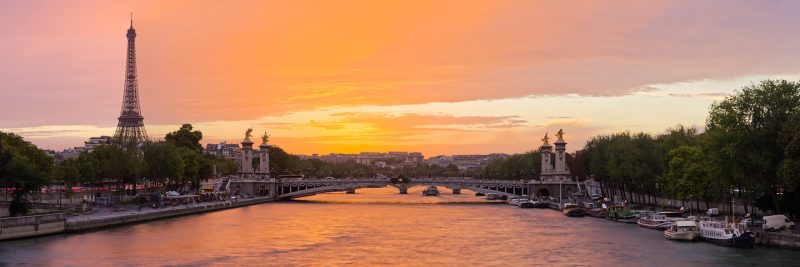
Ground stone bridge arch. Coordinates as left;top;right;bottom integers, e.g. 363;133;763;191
277;180;389;199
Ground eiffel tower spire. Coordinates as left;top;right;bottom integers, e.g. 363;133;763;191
114;15;148;143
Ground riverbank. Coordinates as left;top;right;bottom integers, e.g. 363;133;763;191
1;196;274;241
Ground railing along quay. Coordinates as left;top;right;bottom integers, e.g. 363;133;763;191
0;213;66;228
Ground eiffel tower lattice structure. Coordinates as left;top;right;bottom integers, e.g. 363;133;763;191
114;16;148;143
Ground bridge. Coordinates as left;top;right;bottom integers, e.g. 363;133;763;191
276;178;529;199
228;177;578;200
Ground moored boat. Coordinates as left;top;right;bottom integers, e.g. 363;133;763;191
508;197;526;206
606;206;640;224
583;202;607;218
531;200;549;209
422;186;439;196
664;220;699;241
638;212;674;230
562;203;586;217
518;200;536;209
698;219;754;248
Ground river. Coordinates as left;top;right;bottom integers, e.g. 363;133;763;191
1;187;799;266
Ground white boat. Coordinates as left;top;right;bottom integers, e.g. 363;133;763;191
698;219;754;248
664;220;699;241
637;212;673;230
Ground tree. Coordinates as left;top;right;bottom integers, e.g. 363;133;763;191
0;132;53;216
89;144;142;196
208;155;237;176
178;147;201;190
53;158;82;197
142;142;183;190
165;124;204;154
779;112;800;191
667;146;716;209
705;80;800;212
268;146;300;177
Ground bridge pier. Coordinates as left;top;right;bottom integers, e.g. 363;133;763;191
452;188;461;194
398;187;408;194
346;188;356;194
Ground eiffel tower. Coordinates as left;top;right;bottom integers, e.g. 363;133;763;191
114;15;148;143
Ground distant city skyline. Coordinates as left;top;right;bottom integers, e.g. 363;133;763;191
3;1;800;156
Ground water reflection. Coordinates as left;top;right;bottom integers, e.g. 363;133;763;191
1;186;799;266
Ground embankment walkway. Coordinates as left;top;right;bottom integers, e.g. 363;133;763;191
2;197;273;240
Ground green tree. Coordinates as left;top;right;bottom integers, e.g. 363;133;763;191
705;79;800;212
0;132;53;216
89;144;142;196
165;124;204;154
209;155;237;176
142;142;183;190
53;158;82;197
178;147;201;190
779;112;800;191
268;146;300;177
667;146;716;209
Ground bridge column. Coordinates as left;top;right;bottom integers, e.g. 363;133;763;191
398;184;408;194
346;188;356;194
452;188;461;194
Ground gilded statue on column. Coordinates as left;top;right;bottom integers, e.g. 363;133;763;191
244;128;253;141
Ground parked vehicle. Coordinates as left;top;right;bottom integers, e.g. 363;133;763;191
762;215;795;231
485;193;500;200
707;208;719;216
740;218;762;228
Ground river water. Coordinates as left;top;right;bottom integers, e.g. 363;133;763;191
1;187;799;266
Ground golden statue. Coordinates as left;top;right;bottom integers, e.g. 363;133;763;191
556;129;565;140
261;131;270;144
542;132;549;144
244;128;253;141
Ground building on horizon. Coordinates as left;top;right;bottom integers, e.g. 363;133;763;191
48;135;115;162
203;141;243;160
427;153;510;170
298;151;424;166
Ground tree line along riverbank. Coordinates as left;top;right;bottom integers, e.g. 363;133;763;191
483;80;800;220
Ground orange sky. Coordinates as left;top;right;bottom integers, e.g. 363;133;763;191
3;1;800;156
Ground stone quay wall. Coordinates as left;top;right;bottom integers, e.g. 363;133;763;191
0;213;66;241
66;197;273;232
755;231;800;250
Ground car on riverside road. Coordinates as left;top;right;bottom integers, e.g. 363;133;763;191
740;218;762;228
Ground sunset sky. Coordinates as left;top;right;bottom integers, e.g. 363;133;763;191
3;1;800;156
